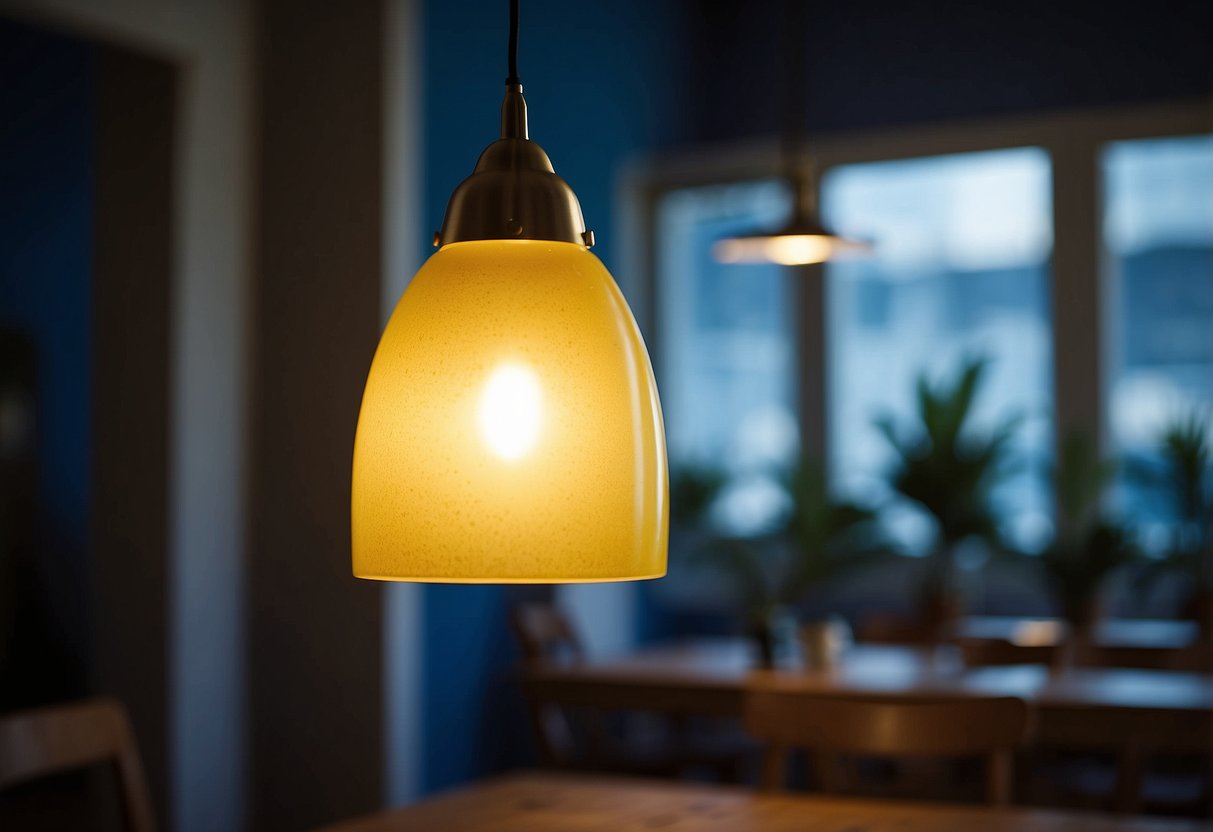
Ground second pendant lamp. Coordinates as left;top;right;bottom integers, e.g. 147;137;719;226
350;0;668;583
713;0;869;266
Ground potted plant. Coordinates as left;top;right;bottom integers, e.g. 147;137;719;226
875;356;1018;636
1039;431;1137;657
704;458;885;667
1136;413;1213;633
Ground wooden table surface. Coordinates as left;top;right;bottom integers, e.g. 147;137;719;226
525;639;1213;710
317;772;1211;831
956;617;1199;651
523;640;1213;750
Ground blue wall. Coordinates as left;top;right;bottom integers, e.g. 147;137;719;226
685;0;1213;142
0;19;94;699
418;0;692;793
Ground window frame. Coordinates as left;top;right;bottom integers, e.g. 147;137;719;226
617;98;1213;518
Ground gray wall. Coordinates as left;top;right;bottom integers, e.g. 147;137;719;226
247;1;386;828
92;44;176;824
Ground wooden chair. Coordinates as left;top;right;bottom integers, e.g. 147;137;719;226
956;637;1056;667
744;689;1028;805
511;602;687;771
511;602;584;666
855;614;936;646
511;603;752;780
0;697;155;832
511;603;586;765
1031;703;1213;815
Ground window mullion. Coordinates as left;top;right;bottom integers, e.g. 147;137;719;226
1049;137;1104;527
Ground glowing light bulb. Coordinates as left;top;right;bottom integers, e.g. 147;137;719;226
478;363;542;460
712;234;853;266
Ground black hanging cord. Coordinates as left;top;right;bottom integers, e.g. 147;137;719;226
507;0;522;85
781;0;808;182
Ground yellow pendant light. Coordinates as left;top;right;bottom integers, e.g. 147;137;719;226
351;0;668;583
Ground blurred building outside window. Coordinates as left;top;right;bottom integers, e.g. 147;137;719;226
1103;134;1213;552
657;180;799;538
822;148;1054;558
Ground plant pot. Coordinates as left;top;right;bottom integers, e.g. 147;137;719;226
798;617;852;671
921;587;964;642
749;606;797;669
750;621;776;669
1051;598;1101;674
1060;593;1102;633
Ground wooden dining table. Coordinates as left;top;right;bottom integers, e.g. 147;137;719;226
317;772;1211;831
952;617;1205;669
522;639;1213;752
956;617;1200;652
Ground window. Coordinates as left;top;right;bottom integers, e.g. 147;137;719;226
822;149;1054;553
1103;134;1213;539
638;103;1210;595
656;181;798;534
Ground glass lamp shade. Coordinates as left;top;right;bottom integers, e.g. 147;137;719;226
712;232;862;266
712;174;871;266
351;239;668;582
713;221;870;266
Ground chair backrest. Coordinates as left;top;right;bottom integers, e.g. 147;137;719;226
959;636;1213;673
0;698;155;832
854;615;936;645
956;637;1056;667
510;603;583;665
510;603;587;765
744;689;1027;804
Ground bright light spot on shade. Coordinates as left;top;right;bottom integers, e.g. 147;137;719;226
712;234;865;266
478;363;543;460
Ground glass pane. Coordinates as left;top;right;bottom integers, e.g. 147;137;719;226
823;148;1054;554
656;181;798;535
1104;134;1213;542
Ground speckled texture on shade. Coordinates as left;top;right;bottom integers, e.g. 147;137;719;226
351;240;668;582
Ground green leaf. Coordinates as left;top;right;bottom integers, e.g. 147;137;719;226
872;355;1018;584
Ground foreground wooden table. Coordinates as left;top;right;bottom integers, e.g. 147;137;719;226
318;772;1209;831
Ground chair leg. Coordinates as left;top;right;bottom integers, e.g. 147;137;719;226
1115;743;1144;815
988;749;1014;806
811;751;849;794
760;746;788;792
